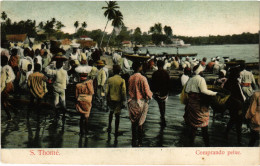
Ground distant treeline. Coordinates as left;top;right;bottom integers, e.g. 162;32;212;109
177;33;259;45
1;10;258;46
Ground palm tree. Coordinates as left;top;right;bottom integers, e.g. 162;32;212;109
107;10;124;47
81;21;87;29
56;21;65;31
74;21;79;33
100;1;119;47
1;11;7;21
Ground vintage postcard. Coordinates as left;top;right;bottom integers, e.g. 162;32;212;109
1;0;259;165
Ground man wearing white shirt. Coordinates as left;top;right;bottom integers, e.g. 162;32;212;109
1;56;16;120
46;61;69;112
184;64;220;146
240;63;257;99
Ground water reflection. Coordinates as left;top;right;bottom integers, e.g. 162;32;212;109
26;115;41;148
78;135;88;148
155;125;165;147
47;114;65;148
106;133;119;147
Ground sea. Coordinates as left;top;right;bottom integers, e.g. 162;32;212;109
124;44;259;63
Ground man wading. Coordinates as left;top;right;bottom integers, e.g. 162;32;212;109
184;64;221;146
128;61;153;147
106;65;127;135
151;60;170;126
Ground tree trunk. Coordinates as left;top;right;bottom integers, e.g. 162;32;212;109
100;20;109;48
106;29;114;48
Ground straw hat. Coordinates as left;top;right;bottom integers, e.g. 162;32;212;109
96;60;105;67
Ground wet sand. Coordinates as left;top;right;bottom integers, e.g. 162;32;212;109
1;92;257;148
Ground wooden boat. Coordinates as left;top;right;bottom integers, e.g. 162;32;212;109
245;62;259;70
124;54;151;62
130;53;197;57
225;60;259;70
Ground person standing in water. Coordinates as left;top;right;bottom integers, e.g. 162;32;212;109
151;60;170;127
75;67;94;136
128;61;153;147
106;65;127;135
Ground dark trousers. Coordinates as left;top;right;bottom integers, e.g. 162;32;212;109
225;97;243;144
189;126;209;147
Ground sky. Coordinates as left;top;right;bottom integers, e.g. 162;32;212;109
1;1;259;37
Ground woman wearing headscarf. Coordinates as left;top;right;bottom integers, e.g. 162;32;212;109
184;64;220;146
75;65;94;135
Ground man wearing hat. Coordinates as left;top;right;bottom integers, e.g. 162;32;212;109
106;65;127;134
184;64;221;146
75;66;94;135
96;60;107;110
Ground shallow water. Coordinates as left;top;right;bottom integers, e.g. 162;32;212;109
126;44;259;63
1;94;257;148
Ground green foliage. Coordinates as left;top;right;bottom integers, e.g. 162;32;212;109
1;10;258;46
102;1;119;21
74;21;79;32
1;19;37;39
178;32;259;45
111;10;123;28
132;27;142;44
1;11;7;21
164;25;173;37
151;34;167;45
149;23;162;35
56;21;65;30
81;22;87;29
100;1;122;47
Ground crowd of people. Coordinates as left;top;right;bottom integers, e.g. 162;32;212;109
1;40;259;147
